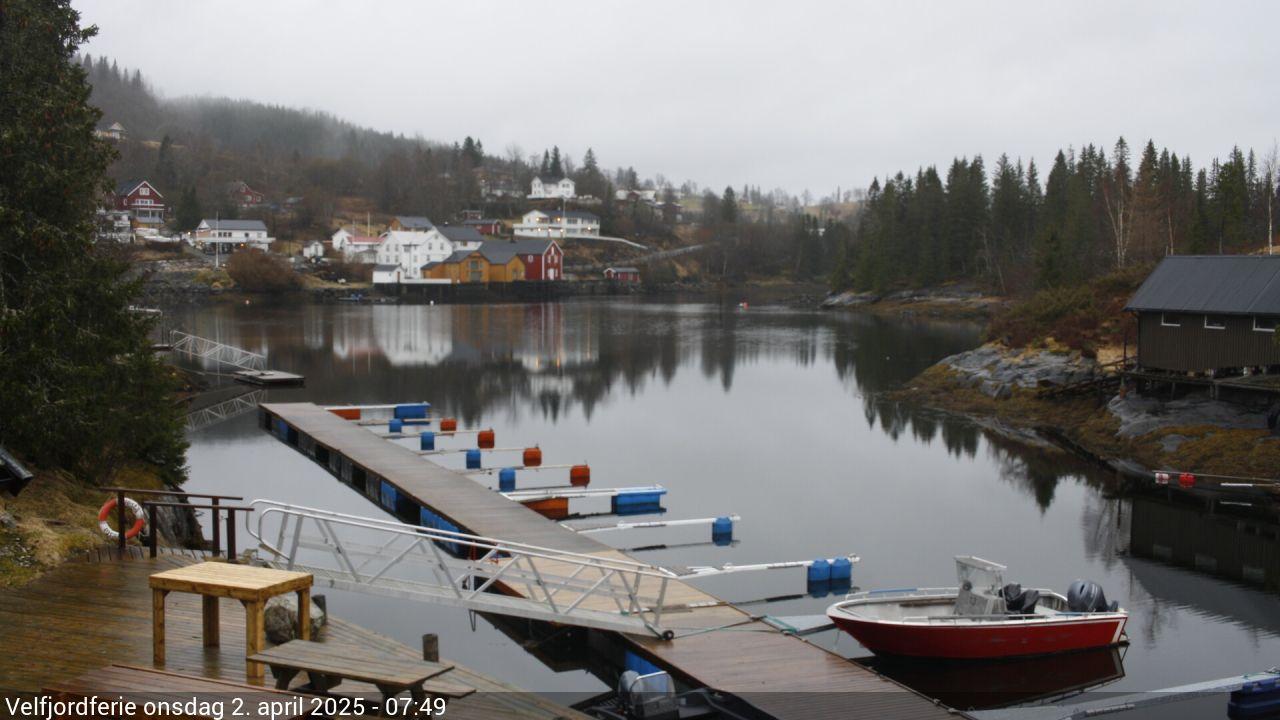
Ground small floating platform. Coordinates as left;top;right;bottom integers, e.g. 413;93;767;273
234;370;305;387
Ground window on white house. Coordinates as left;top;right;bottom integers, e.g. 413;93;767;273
1160;313;1181;327
1254;316;1279;332
1204;315;1227;330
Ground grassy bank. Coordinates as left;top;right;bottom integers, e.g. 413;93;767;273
0;464;170;588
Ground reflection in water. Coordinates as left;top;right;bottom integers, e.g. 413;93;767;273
173;300;1280;700
174;301;985;441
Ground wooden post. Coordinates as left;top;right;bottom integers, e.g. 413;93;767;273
202;596;220;647
151;588;168;665
296;588;311;641
146;503;158;559
117;490;127;554
244;600;265;683
421;633;439;663
211;497;221;557
226;511;237;563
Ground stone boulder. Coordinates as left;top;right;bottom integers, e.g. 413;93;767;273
939;344;1100;399
264;594;326;644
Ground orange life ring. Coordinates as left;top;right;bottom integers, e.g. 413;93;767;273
98;497;147;540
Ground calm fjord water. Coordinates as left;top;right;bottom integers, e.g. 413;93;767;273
176;299;1280;704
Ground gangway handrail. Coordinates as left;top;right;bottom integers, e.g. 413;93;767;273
246;499;678;578
244;499;679;637
170;330;267;371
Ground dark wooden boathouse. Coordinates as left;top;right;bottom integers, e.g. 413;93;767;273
1126;255;1280;375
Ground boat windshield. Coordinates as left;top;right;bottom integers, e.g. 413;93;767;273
955;556;1006;593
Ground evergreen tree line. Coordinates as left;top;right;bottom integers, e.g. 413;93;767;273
832;138;1280;294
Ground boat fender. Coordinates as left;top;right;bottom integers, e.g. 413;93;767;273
477;429;495;449
420;431;435;451
465;449;482;470
499;467;517;492
98;497;147;541
389;419;404;434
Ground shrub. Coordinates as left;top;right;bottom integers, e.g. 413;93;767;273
225;250;301;292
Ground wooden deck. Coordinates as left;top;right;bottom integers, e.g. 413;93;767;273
263;402;963;720
0;553;588;720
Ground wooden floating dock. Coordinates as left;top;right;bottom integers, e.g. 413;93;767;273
235;370;305;387
261;402;964;720
0;551;588;720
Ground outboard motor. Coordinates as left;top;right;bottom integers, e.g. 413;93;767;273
1067;580;1119;613
1001;583;1041;614
617;670;679;720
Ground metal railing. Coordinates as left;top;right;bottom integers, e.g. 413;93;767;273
186;389;266;432
170;330;266;371
246;500;678;638
100;487;252;561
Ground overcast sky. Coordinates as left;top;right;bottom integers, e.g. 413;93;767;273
75;1;1280;196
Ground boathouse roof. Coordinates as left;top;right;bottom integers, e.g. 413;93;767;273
1125;255;1280;316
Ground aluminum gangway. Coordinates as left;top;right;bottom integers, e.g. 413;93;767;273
170;330;267;371
246;501;853;639
247;500;684;638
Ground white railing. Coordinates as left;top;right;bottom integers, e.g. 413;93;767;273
246;500;678;638
170;331;266;371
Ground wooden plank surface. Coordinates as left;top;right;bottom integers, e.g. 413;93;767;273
251;640;454;686
264;402;964;720
262;403;606;554
0;554;586;720
46;665;311;720
150;561;312;600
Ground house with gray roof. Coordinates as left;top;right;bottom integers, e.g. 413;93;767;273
390;216;435;231
194;218;273;250
1126;255;1280;374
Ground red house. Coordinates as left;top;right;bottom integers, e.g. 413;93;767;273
604;266;641;283
511;238;563;280
463;218;504;236
113;179;165;225
228;181;265;208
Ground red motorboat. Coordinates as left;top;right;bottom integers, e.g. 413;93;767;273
827;556;1128;660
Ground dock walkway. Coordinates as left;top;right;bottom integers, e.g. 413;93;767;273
0;552;588;720
262;402;963;720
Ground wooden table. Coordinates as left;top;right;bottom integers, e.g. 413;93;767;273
249;639;471;704
150;562;313;683
45;664;312;719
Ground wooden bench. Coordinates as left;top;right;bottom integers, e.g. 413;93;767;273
44;664;312;720
249;640;474;704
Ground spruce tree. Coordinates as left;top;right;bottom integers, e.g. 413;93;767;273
549;146;563;177
0;0;187;481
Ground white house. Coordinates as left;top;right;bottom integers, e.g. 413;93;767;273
302;240;326;260
615;188;658;202
95;122;126;141
194;219;273;251
529;176;575;199
376;230;455;280
513;209;600;239
331;227;382;263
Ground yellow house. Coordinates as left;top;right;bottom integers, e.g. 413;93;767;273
421;246;526;284
476;243;526;282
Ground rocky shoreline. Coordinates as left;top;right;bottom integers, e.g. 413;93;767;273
900;343;1280;481
821;284;1003;320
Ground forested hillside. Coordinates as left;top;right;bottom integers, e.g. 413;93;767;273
832;138;1278;295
